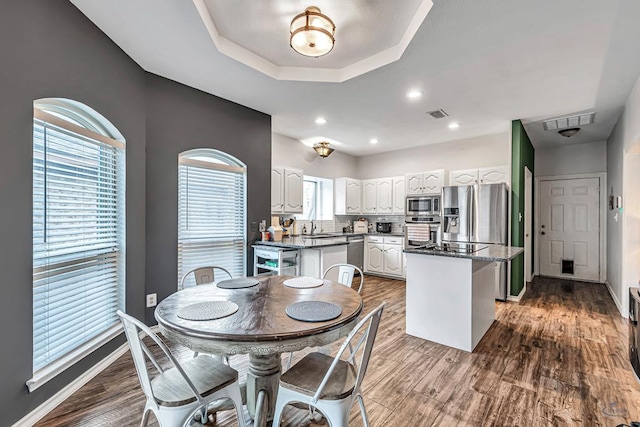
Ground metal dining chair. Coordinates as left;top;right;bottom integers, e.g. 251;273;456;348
179;266;233;290
322;263;364;294
285;263;365;371
273;302;386;427
179;266;233;363
117;310;246;427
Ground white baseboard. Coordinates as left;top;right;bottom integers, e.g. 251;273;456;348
13;325;159;427
507;281;528;302
605;280;624;317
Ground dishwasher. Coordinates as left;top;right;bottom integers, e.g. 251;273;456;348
346;234;365;272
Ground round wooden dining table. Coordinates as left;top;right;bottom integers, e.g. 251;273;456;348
154;275;363;426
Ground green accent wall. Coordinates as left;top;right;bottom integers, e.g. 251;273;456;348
510;120;535;296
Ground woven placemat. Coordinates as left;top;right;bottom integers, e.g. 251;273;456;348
177;301;239;321
217;277;260;289
285;301;342;322
283;277;324;289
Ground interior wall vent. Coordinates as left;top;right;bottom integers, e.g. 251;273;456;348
426;109;449;119
543;112;595;131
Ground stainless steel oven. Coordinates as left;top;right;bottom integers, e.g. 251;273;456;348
406;195;441;217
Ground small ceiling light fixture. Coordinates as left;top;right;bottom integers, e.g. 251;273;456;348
315;117;327;125
406;90;423;99
370;138;379;144
558;127;580;138
448;122;461;129
290;6;336;58
313;141;335;158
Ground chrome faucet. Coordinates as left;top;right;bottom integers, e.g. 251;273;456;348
310;220;317;235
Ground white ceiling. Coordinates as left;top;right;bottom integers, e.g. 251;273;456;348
69;0;640;155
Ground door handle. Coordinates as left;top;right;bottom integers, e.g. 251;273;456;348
541;225;546;228
541;231;546;235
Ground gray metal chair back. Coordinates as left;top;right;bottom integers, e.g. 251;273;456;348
179;266;232;290
322;263;364;294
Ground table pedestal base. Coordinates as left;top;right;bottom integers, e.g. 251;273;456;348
247;353;281;425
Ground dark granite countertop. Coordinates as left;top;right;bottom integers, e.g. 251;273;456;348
254;236;348;249
404;244;524;262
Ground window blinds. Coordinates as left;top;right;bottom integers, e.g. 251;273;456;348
32;114;125;374
178;158;246;288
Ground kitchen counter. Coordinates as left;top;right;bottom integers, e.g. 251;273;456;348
290;232;404;238
403;244;523;262
255;236;348;249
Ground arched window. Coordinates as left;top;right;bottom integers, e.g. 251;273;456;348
29;98;125;391
178;149;246;288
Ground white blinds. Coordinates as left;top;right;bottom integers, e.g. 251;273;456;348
32;113;125;374
178;157;246;288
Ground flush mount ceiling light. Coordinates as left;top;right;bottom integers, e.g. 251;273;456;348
290;6;336;58
315;117;327;124
370;138;379;144
313;141;335;158
558;127;580;137
406;90;423;99
448;122;461;129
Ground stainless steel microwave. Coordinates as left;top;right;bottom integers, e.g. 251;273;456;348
406;195;441;216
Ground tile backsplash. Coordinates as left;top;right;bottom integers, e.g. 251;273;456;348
284;215;405;235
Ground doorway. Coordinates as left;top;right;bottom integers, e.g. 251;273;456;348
538;177;601;281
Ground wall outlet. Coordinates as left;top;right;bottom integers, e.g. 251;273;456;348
146;293;157;308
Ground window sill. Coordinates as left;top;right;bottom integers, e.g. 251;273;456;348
27;324;123;393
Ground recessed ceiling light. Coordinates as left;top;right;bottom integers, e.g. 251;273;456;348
448;122;461;129
315;117;327;125
370;138;379;144
406;90;423;99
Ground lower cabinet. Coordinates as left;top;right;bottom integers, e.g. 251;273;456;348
364;236;405;279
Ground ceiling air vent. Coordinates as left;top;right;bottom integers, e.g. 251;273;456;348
543;112;595;131
426;109;449;119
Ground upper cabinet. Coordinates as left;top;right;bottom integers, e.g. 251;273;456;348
392;177;405;215
272;167;303;213
362;179;377;214
406;170;446;195
335;177;362;215
376;178;393;214
450;166;509;186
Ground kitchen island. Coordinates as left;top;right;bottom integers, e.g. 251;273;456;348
254;235;349;278
403;244;523;352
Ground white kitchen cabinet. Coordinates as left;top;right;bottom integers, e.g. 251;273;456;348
384;244;403;276
392;176;406;215
364;236;405;278
450;169;479;186
271;168;285;212
362;179;377;214
272;167;303;213
478;166;509;184
450;166;509;186
334;177;361;215
405;170;446;195
365;242;384;273
376;178;393;214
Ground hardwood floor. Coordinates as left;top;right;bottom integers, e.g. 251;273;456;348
38;276;640;426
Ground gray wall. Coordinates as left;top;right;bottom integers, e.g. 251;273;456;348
145;75;271;324
535;140;606;177
0;0;271;423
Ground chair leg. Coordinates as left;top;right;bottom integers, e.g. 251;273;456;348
357;394;370;427
139;407;151;427
228;384;247;427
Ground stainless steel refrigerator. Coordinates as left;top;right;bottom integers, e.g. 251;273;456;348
442;183;508;300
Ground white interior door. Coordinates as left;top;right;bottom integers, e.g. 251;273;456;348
539;178;600;281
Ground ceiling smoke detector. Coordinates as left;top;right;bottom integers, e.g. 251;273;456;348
558;128;580;138
543;112;594;131
426;109;449;119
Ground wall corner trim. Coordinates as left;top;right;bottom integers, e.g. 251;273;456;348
605;280;625;318
507;280;528;302
12;326;159;427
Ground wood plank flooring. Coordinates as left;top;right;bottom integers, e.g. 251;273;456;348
38;276;640;426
